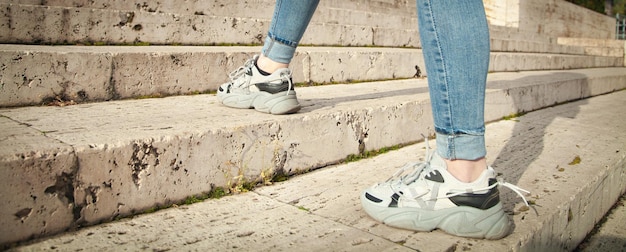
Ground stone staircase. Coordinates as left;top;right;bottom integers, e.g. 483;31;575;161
1;0;625;249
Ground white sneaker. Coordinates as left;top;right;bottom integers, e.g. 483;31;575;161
361;145;530;239
217;55;301;115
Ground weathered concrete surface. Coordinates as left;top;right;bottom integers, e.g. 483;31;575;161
0;68;625;247
1;0;620;58
0;2;418;47
0;1;595;56
2;0;617;44
0;117;78;245
484;0;617;39
0;46;424;107
1;0;416;21
0;2;610;57
557;37;626;58
1;45;624;107
9;90;626;251
579;195;626;252
0;46;114;106
490;38;584;55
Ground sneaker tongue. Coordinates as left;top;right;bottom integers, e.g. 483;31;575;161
430;152;448;170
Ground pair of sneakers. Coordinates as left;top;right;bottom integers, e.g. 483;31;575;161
217;57;529;239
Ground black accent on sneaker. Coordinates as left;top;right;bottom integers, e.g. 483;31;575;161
425;170;445;183
255;81;294;94
388;193;401;207
219;85;230;93
254;60;271;76
365;192;383;203
448;179;500;210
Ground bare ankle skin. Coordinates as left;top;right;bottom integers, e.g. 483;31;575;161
257;55;289;74
445;157;487;183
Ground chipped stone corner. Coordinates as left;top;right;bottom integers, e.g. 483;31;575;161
0;147;79;247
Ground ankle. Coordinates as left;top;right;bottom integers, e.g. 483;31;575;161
257;55;289;74
445;157;487;183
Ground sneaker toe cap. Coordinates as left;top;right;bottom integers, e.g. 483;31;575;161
361;183;399;208
217;83;231;95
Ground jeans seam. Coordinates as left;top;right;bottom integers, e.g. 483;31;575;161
264;39;274;56
269;0;282;39
426;0;454;135
449;135;455;159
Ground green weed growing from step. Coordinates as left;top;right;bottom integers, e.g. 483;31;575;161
261;167;290;185
135;94;164;99
503;112;526;121
139;188;225;215
132;90;214;100
208;187;227;199
143;206;160;214
91;41;108;46
184;194;210;204
271;173;290;183
344;144;404;163
78;41;152;46
233;180;255;193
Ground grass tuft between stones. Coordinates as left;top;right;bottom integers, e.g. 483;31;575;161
344;144;410;163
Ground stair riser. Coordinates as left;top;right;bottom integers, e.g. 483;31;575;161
1;46;623;107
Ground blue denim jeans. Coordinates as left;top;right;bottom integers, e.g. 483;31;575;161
262;0;320;64
262;0;489;161
418;0;489;160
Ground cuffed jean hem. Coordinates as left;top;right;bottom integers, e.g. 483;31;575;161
435;132;486;161
262;35;297;64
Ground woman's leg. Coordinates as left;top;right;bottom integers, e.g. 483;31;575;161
258;0;320;73
217;0;319;115
359;0;513;240
417;0;490;182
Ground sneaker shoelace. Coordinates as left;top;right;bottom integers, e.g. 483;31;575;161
227;58;255;89
227;57;294;96
385;138;531;207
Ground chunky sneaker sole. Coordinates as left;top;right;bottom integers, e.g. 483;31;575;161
217;55;301;115
361;182;512;239
360;148;529;240
219;89;301;115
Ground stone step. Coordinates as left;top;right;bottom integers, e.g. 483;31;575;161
1;0;416;19
487;28;622;58
558;37;626;57
490;38;585;55
489;25;555;44
558;37;626;49
578;194;626;251
1;45;624;108
0;2;608;57
0;2;418;47
7;88;626;251
1;67;625;247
